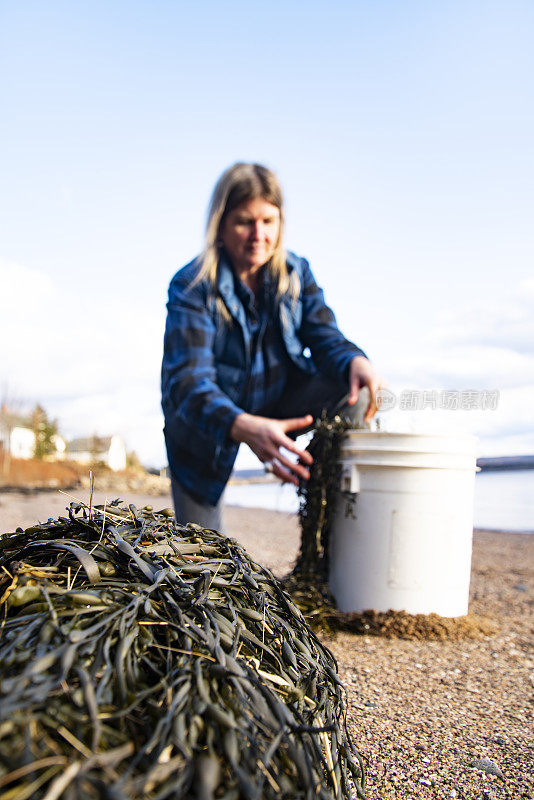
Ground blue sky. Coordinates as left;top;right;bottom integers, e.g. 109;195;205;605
1;1;533;466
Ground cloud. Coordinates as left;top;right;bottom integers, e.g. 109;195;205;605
383;277;534;390
1;257;166;465
430;278;534;356
377;279;534;454
378;384;534;455
389;344;533;390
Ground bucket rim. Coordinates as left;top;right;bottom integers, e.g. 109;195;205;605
340;431;478;459
342;430;478;442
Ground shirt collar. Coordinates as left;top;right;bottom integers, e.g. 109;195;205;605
217;252;276;307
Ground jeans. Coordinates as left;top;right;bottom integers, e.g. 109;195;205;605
171;476;226;531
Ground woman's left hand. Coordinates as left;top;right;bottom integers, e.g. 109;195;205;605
347;356;384;423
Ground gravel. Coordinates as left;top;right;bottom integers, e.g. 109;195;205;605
324;529;533;800
1;491;532;799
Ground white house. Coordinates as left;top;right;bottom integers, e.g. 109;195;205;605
66;435;127;471
0;408;37;460
6;426;36;459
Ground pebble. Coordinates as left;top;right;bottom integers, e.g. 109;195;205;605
260;529;533;798
470;757;505;780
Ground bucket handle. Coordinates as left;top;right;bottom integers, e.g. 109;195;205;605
341;464;360;494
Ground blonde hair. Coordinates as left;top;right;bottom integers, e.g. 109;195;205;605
195;163;299;307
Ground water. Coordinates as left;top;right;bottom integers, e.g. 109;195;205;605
226;480;300;514
226;470;534;532
473;470;533;532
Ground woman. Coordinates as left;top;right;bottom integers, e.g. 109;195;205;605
161;163;382;530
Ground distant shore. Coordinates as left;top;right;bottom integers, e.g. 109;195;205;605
477;454;534;471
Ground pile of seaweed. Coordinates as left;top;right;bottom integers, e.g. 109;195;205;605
293;415;351;586
284;415;350;631
0;501;365;799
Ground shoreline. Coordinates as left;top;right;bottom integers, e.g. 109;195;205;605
2;488;531;536
0;491;532;798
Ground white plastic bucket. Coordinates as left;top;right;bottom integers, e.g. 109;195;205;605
329;432;477;617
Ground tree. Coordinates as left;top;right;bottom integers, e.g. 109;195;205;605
126;450;142;470
31;404;59;460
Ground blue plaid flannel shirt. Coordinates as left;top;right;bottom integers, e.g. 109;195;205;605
161;251;365;505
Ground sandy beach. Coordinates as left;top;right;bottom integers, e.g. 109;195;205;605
0;489;532;799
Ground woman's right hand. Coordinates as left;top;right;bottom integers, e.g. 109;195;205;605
230;413;314;485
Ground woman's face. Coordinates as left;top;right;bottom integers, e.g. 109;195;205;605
220;197;280;276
